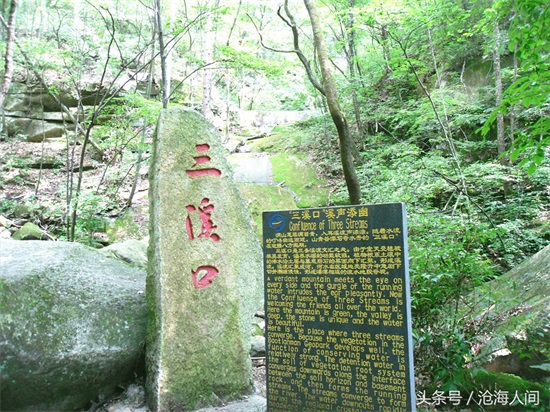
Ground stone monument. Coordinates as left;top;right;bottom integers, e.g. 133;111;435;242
146;107;263;411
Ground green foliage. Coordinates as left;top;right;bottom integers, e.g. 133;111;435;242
0;199;17;216
491;219;550;268
270;153;329;208
95;93;160;154
72;192;115;246
479;0;550;174
461;161;550;268
18;39;73;72
309;124;550;389
5;0;550;396
510;323;550;364
445;368;550;411
90;92;158;200
237;184;297;239
114;93;163;125
414;321;474;392
248;122;316;153
409;215;498;327
219;46;285;77
106;209;143;243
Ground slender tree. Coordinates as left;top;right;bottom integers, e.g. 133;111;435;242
0;0;17;111
303;0;362;204
493;21;507;165
346;0;364;140
202;0;220;120
480;0;550;173
155;0;168;108
268;0;362;204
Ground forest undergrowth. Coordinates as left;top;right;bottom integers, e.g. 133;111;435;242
268;116;550;400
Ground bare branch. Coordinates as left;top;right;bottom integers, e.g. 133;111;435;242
226;0;242;46
169;60;224;101
276;5;292;28
246;13;294;54
329;57;347;79
278;1;326;96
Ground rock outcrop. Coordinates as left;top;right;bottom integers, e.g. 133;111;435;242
0;240;147;411
464;244;550;382
101;238;149;268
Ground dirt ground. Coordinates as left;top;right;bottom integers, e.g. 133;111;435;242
94;363;266;412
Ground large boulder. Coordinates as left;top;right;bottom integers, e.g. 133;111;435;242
0;240;147;411
146;108;264;410
0;216;13;239
464;244;550;381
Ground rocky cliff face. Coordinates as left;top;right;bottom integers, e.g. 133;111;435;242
2;82;111;141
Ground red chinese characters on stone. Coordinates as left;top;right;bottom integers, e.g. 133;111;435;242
191;266;219;289
185;144;222;178
185;144;222;289
186;198;221;289
185;198;221;242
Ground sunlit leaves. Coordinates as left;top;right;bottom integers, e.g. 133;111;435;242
480;0;550;174
218;45;285;76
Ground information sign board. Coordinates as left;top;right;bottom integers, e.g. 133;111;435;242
263;203;415;412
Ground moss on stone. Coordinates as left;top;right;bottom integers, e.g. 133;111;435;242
1;240;147;411
270;153;329;208
459;246;549;384
146;107;262;411
247;123;314;154
12;221;48;240
237;184;297;238
107;209;142;242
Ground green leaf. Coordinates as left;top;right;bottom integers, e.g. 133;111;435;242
510;148;522;162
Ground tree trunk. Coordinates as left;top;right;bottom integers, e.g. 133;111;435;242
0;0;17;111
224;69;230;142
202;1;219;120
226;0;242;46
73;0;81;30
303;0;361;204
509;44;518;152
146;8;157;99
155;0;168;108
164;0;178;107
493;22;507;165
346;0;364;141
